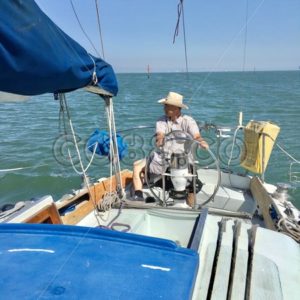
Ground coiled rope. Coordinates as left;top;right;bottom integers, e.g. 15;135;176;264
277;217;300;243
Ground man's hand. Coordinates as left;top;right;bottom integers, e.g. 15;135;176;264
193;133;209;150
198;140;209;150
156;132;165;147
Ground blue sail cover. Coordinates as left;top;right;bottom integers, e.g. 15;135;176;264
0;0;118;96
0;224;199;299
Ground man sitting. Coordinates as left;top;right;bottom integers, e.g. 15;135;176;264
132;91;208;205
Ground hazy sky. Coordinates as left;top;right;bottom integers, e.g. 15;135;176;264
36;0;300;73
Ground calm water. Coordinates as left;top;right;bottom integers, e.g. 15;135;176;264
1;71;300;208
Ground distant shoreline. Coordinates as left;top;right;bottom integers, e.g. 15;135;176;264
116;69;299;75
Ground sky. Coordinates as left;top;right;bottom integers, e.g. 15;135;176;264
36;0;300;73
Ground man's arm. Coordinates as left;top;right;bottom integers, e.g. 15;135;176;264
193;133;209;149
156;132;165;147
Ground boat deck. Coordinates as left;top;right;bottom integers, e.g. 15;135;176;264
77;206;299;300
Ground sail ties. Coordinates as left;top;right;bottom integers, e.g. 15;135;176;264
172;0;189;74
173;0;184;44
88;54;98;85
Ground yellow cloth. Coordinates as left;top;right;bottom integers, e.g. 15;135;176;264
241;121;280;174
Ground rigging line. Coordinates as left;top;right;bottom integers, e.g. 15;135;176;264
173;0;189;74
189;0;266;102
181;0;189;74
227;125;244;168
67;141;98;175
59;93;102;227
48;0;98;76
242;0;249;71
38;1;97;86
94;0;105;59
276;143;300;164
60;94;97;175
69;0;101;57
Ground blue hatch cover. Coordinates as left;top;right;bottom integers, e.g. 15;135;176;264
0;224;199;299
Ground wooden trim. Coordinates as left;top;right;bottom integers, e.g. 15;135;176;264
26;203;63;224
250;176;276;230
61;170;133;225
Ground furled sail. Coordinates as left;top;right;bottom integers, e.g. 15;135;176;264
0;0;118;96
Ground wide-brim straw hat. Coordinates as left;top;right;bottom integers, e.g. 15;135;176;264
158;91;188;109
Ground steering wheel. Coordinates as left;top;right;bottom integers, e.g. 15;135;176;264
144;130;221;208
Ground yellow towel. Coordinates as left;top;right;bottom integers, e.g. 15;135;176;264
241;121;280;174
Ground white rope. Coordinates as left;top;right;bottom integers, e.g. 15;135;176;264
189;0;266;103
88;54;98;85
94;98;127;221
69;0;101;57
94;100;115;223
97;192;120;212
227;125;244;167
106;100;113;193
106;98;122;191
110;100;123;192
94;0;106;59
59;94;102;227
276;143;300;164
277;217;300;242
68;117;89;180
67;141;98;175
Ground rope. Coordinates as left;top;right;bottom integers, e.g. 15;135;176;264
58;94;102;227
277;217;300;243
88;54;98;85
227;125;244;167
94;0;105;59
62;95;87;177
276;143;300;164
39;0;97;80
189;0;266;103
105;98;124;196
106;201;131;233
97;192;120;212
69;0;100;57
242;0;249;71
110;100;124;194
106;100;114;194
67;142;98;175
173;0;189;74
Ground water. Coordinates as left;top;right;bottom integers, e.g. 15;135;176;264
1;71;300;208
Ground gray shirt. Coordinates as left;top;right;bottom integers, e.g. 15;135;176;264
156;115;200;137
149;115;200;174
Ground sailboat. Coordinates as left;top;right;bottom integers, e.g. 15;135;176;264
0;1;299;299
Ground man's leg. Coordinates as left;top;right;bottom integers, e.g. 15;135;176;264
132;158;146;200
186;193;195;207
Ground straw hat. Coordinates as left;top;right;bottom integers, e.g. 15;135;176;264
158;92;188;109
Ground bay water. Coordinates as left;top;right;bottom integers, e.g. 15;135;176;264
1;71;300;208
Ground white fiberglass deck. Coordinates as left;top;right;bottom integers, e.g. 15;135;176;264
78;207;300;300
